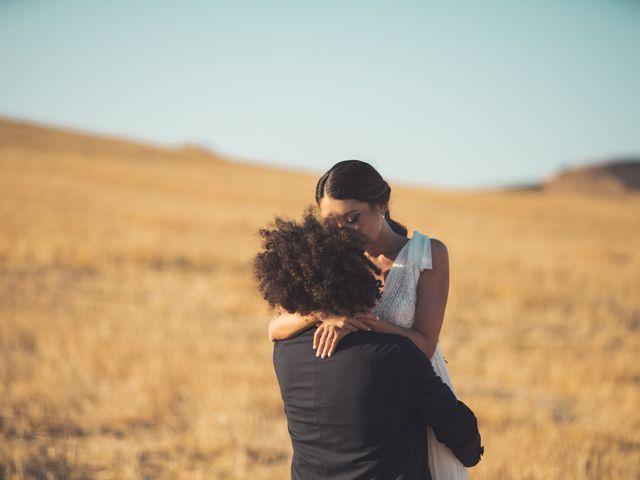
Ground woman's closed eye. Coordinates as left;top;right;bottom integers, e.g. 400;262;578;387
345;215;359;224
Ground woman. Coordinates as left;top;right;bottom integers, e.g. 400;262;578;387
268;159;467;479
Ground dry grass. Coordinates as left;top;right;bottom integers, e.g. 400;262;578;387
1;118;639;479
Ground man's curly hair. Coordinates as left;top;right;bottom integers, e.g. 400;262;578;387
253;206;382;317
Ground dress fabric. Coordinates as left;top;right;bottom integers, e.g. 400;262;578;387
371;230;468;480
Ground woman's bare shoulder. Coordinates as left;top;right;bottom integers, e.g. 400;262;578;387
426;237;449;272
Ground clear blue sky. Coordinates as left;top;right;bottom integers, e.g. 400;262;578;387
1;0;639;188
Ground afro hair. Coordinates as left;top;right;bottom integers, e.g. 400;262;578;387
253;206;382;317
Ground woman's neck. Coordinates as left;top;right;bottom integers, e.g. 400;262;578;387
365;221;408;261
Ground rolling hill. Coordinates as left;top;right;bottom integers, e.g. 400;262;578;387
544;159;640;195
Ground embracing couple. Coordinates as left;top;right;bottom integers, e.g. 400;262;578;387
253;160;484;479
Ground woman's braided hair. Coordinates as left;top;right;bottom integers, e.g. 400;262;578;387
315;159;408;237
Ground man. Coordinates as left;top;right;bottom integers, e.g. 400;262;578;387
254;208;484;479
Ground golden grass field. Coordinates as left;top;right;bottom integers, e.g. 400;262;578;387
1;117;639;479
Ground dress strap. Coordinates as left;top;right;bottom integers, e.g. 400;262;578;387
408;230;433;284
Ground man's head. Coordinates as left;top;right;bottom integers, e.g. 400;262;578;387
253;206;382;317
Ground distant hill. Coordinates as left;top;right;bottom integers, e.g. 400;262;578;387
543;159;640;195
3;116;639;198
0;116;225;164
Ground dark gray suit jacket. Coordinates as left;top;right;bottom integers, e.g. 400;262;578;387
273;327;483;479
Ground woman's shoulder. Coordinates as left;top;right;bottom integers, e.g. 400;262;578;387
411;230;447;251
411;231;448;271
429;237;448;256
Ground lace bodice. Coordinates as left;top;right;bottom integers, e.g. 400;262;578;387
371;230;433;328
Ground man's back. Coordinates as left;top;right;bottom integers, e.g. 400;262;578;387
273;327;483;480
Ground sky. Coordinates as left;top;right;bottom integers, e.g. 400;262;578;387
1;0;639;189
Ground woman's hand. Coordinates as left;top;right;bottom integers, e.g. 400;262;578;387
317;312;376;332
313;312;379;358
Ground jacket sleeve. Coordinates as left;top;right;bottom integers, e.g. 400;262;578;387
393;338;484;467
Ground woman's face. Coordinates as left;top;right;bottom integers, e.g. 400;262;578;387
318;196;385;248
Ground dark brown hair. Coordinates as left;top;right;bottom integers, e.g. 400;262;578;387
315;159;408;237
253;206;382;317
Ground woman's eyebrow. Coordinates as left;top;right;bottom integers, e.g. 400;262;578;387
343;209;359;215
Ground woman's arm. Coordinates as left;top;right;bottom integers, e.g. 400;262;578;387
268;307;320;341
365;238;450;359
269;308;376;344
413;238;450;357
363;318;434;358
